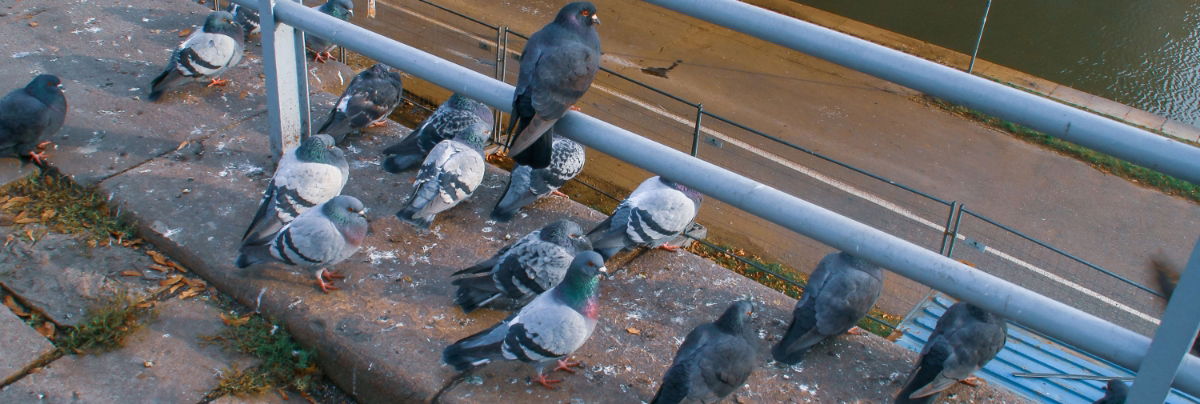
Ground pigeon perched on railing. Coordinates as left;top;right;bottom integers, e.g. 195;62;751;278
503;2;600;171
236;195;368;293
317;63;404;144
395;121;487;229
895;302;1007;403
149;11;244;102
492;133;584;222
382;93;492;173
588;176;702;260
225;3;260;41
240;134;348;247
772;251;883;365
306;0;354;63
442;251;606;389
651;300;759;404
0;75;66;166
451;219;592;313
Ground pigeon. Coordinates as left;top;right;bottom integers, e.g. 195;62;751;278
149;11;244;102
1146;255;1200;355
381;93;492;173
316;64;404;144
1093;379;1128;404
240;134;349;247
503;1;600;171
225;3;260;41
442;251;607;388
306;0;354;63
235;195;368;293
895;302;1007;404
587;176;702;260
772;251;884;365
650;300;759;404
0;75;66;166
491;133;585;222
451;219;592;313
394;117;487;229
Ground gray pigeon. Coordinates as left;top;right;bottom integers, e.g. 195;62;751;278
772;251;884;365
0;75;66;165
1093;379;1128;404
225;3;260;41
588;176;702;260
236;195;368;293
504;2;600;171
240;134;349;247
451;220;592;313
306;0;354;63
316;64;404;144
651;300;759;404
382;93;492;173
394;118;487;229
491;133;585;222
442;251;607;388
149;11;244;102
895;302;1007;404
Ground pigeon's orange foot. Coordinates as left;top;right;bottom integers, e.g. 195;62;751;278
657;243;681;252
533;372;562;389
961;376;985;387
367;120;388;128
315;269;341;293
321;269;345;280
313;52;328;63
35;140;52;150
554;358;582;373
28;150;47;166
846;327;865;336
207;78;230;87
569;105;582;112
550;190;569;198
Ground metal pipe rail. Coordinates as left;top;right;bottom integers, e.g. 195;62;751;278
239;0;1200;397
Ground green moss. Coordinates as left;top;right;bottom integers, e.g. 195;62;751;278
0;172;135;243
57;291;157;354
203;311;318;398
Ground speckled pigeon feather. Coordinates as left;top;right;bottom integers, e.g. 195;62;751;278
240;134;348;247
491;134;584;222
772;251;883;365
225;3;259;40
451;220;592;313
587;176;702;260
651;300;758;404
382;93;491;173
394;128;486;229
317;64;403;144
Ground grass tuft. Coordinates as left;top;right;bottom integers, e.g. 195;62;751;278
57;291;157;354
0;172;135;244
203;311;318;398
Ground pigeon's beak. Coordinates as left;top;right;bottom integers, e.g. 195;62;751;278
598;265;608;274
358;208;368;217
591;14;600;25
348;9;355;17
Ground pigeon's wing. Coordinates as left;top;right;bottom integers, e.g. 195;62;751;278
0;90;51;152
496;239;572;299
770;258;836;363
240;177;284;244
540;136;585;190
621;181;697;248
491;164;536;222
814;264;883;336
698;333;756;399
500;295;593;363
414;141;484;218
266;211;346;267
529;42;599;120
180;31;242;77
652;326;714;404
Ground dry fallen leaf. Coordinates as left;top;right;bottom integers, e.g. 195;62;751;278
168;283;184;294
148;264;170;273
4;295;30;317
1;196;31;209
135;302;155;309
36;322;55;338
159;275;183;286
119;270;143;277
626;327;641;335
28;21;38;28
40;209;55;221
147;250;170;266
178;289;201;300
221;313;250;327
178;27;192;37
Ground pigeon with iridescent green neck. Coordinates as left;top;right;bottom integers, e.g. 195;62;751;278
306;0;354;63
236;195;368;293
451;219;592;313
394;116;487;229
240;134;348;247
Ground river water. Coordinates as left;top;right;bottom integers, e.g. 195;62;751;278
792;0;1200;127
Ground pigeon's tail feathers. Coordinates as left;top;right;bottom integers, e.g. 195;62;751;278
451;257;499;276
894;343;949;404
241;189;282;245
491;165;536;222
235;243;271;269
396;178;440;229
442;324;506;372
148;67;183;102
587;216;627;260
771;321;822;365
451;276;503;313
1150;255;1179;299
649;369;687;404
395;206;434;230
382;153;423;174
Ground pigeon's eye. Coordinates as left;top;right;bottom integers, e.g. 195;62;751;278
580;10;590;17
569;233;580;239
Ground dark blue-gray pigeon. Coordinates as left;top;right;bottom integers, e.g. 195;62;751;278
451;219;592;313
503;2;600;171
316;63;403;144
382;93;492;173
491;133;584;222
240;134;349;247
895;302;1007;404
587;176;702;260
225;3;260;41
0;75;66;166
1093;379;1128;404
236;195;368;293
772;251;884;365
149;11;244;102
443;251;607;388
394;118;487;229
651;300;759;404
306;0;354;63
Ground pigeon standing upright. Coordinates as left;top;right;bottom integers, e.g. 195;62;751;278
503;2;600;171
651;300;759;404
394;117;487;229
588;176;702;260
442;251;607;388
149;11;244;102
451;220;592;313
306;0;354;63
381;93;492;173
772;251;884;365
0;75;66;165
491;133;585;222
225;3;260;41
1093;379;1128;404
895;302;1007;404
240;134;349;247
316;63;404;144
236;195;368;293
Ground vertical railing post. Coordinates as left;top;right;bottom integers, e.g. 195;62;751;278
260;0;310;157
493;26;508;145
967;0;991;73
1128;236;1200;402
691;104;704;157
939;201;963;257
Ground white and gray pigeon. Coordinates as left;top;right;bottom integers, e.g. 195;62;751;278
382;93;492;173
895;302;1007;404
0;75;66;166
225;3;260;41
306;0;354;63
504;2;600;171
772;251;884;365
240;134;349;247
491;133;585;222
451;219;592;313
1093;380;1128;404
587;176;702;261
149;11;244;102
394;117;488;229
442;251;607;389
651;300;759;404
316;63;404;144
236;195;368;293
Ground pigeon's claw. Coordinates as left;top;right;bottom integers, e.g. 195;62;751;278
321;269;346;280
550;190;569;198
657;243;681;252
27;150;47;166
553;358;582;373
961;376;985;387
207;78;230;87
316;269;341;293
568;104;582;112
34;140;52;150
846;327;865;336
533;373;562;389
367;120;388;128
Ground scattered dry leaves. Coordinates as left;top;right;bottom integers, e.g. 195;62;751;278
178;289;202;300
4;295;30;317
220;313;251;327
36;322;55;338
28;21;38;28
119;270;143;277
159;275;183;287
625;327;641;335
147;250;170;266
178;27;192;37
148;264;170;273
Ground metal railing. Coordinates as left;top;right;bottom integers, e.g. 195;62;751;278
237;0;1200;400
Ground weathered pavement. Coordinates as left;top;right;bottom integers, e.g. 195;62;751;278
0;0;1029;403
